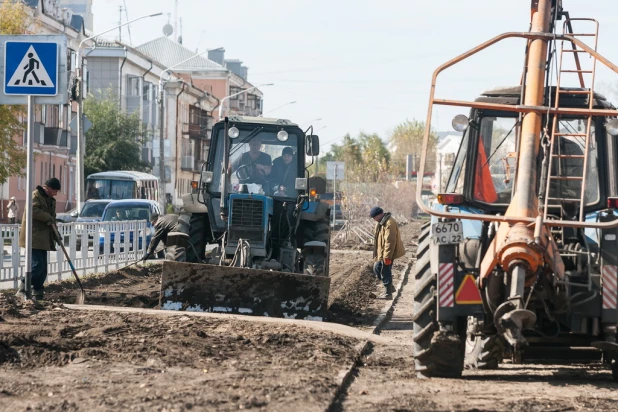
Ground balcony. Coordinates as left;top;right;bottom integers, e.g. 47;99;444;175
43;127;69;147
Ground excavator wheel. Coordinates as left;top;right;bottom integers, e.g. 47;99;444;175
412;225;464;378
302;220;331;277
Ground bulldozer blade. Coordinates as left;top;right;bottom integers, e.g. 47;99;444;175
159;261;330;320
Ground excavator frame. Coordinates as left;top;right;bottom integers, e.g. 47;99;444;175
413;0;618;379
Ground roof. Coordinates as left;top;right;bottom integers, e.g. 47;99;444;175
225;116;298;126
86;171;158;181
105;199;159;206
136;37;226;72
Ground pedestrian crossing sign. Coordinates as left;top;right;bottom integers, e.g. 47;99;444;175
4;41;58;96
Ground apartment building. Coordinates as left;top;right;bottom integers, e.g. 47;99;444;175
85;40;219;209
136;37;264;120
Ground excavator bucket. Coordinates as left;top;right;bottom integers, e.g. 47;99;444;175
159;261;331;320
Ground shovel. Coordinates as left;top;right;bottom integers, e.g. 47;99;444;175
51;224;86;305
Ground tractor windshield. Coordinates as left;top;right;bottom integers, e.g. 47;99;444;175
211;127;302;198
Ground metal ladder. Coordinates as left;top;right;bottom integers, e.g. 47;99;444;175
543;18;599;224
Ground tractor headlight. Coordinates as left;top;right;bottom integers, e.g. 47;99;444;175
277;130;289;142
452;114;469;132
201;171;213;184
228;126;240;138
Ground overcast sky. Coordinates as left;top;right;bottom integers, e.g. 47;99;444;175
93;0;618;152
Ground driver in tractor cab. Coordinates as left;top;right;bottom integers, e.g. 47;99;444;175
228;136;272;186
271;146;297;197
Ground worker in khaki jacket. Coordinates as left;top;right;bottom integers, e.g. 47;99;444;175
370;206;405;299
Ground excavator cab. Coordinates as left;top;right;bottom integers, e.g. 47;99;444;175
412;1;618;380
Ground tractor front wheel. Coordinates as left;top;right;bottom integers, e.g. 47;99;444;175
412;223;465;378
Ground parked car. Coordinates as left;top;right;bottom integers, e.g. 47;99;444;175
75;200;113;250
98;199;162;255
56;207;79;223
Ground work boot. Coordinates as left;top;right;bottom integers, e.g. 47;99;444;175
377;291;393;300
387;283;396;295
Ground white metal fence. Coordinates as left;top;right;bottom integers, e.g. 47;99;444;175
0;220;149;289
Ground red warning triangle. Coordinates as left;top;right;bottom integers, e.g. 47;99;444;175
455;274;483;304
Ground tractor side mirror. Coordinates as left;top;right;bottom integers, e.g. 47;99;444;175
306;135;320;156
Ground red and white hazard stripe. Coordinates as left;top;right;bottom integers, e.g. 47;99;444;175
603;265;618;310
438;263;454;308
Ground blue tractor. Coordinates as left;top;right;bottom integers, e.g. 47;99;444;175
159;116;331;319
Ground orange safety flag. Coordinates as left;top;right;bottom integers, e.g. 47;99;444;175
474;138;498;203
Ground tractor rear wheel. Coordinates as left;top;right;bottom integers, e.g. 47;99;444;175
165;245;186;262
187;213;210;263
302;220;331;276
412;223;465;378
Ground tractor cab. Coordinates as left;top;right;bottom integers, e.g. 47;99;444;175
442;87;613;224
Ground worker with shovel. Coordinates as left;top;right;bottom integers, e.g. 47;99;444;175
16;178;61;301
143;213;180;261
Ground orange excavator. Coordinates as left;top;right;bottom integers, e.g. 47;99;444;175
413;0;618;378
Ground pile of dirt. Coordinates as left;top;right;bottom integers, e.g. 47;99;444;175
327;260;407;327
0;308;361;410
43;263;162;307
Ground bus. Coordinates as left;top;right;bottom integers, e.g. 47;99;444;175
85;171;160;203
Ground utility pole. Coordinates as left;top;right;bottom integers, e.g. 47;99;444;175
118;6;123;42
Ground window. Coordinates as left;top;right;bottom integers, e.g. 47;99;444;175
49;105;59;128
143;82;152;101
473;116;518;204
189;106;200;125
548;119;599;206
211;128;301;199
247;94;258;110
127;75;140;97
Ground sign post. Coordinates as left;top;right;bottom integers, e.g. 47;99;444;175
326;161;345;227
1;35;67;298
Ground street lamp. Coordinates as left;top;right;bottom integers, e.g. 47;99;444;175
75;12;163;210
157;47;223;208
261;100;296;117
218;83;274;119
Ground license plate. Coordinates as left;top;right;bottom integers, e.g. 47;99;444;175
431;221;463;245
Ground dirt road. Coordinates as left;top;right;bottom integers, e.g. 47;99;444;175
3;219;616;411
331;263;618;412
